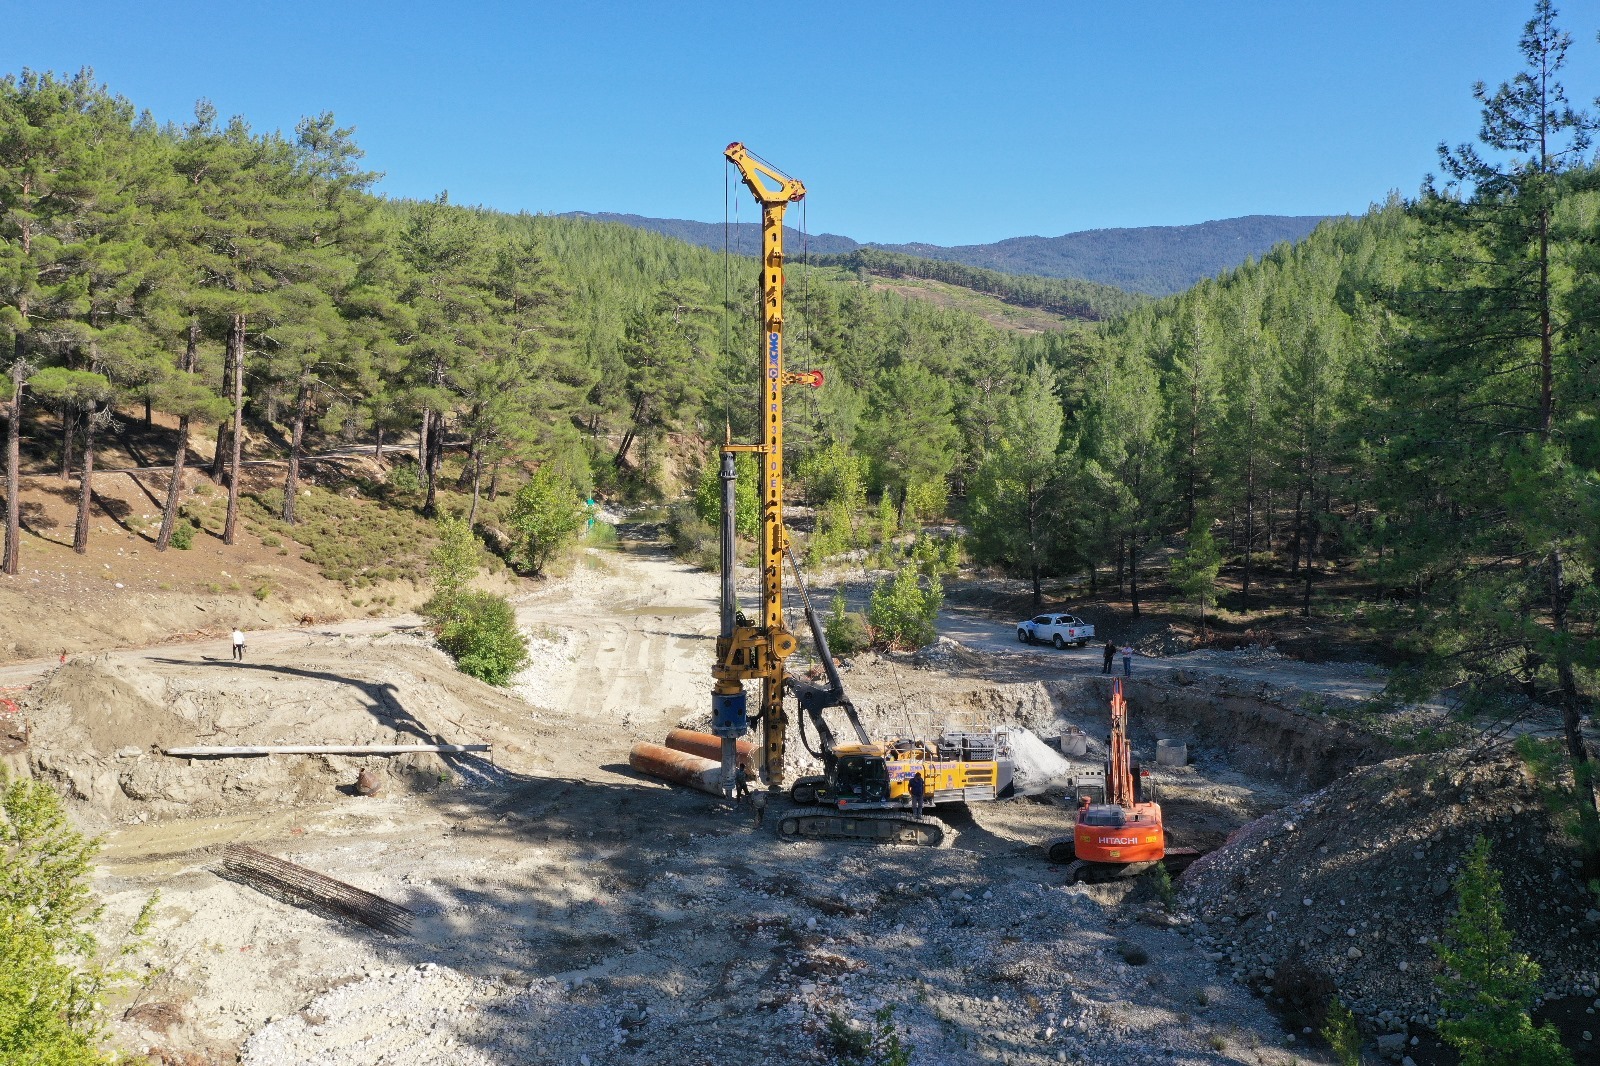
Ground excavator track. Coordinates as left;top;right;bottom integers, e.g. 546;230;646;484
776;810;946;847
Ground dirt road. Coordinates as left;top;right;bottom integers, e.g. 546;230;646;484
937;601;1387;703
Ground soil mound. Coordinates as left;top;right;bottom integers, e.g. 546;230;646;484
22;636;548;823
1180;750;1600;1039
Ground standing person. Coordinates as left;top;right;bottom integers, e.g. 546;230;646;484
1120;644;1133;677
1102;639;1116;674
734;762;750;805
908;770;926;818
231;628;246;662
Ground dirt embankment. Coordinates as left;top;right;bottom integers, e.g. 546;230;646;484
1042;674;1390;790
19;636;555;825
1182;752;1600;1056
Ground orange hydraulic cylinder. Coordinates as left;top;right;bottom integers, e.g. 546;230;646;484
628;742;725;796
663;729;755;771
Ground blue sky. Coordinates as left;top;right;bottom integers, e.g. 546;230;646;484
8;1;1599;245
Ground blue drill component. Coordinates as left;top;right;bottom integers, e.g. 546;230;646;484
711;691;748;737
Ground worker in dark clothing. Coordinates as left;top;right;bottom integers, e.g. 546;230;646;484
1102;639;1117;674
734;763;750;805
908;770;926;818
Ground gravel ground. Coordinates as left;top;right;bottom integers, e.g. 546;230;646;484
1181;751;1600;1059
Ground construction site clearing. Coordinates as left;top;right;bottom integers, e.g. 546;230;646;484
5;542;1600;1066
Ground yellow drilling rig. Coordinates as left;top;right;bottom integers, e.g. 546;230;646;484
709;143;1010;846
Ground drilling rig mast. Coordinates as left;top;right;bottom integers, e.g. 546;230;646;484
709;143;809;788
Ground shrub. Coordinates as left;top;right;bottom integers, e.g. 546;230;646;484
692;452;759;538
867;567;942;650
507;467;585;575
584;520;619;549
909;533;960;579
824;1004;913;1066
0;775;155;1065
824;589;869;656
430;591;529;686
1321;999;1362;1066
168;521;194;550
667;501;719;571
385;460;422;499
1434;836;1572;1066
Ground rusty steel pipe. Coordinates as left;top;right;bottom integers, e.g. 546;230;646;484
664;729;754;771
628;742;724;796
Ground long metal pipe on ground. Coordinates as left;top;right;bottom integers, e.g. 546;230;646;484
165;744;490;757
664;729;754;772
628;742;725;796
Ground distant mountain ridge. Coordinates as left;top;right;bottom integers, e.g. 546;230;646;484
559;211;1335;296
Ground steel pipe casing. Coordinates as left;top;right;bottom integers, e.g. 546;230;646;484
665;728;755;771
628;742;724;796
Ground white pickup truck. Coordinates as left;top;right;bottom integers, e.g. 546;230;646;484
1016;613;1095;648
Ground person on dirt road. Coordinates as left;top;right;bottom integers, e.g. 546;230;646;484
232;629;246;662
908;770;926;818
1102;639;1116;674
1120;644;1134;677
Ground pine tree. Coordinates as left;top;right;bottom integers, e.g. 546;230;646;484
1376;0;1598;816
966;362;1067;605
1434;836;1572;1066
859;361;959;526
1170;515;1223;638
27;368;114;553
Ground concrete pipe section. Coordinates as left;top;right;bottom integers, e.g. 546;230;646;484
628;742;726;796
1156;739;1188;767
663;728;755;771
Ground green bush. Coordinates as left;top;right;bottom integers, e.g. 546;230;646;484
667;501;719;571
824;1004;913;1066
693;453;759;538
867;567;942;650
1;775;154;1065
429;590;529;686
824;589;869;656
507;467;585;575
385;460;422;499
1321;999;1363;1066
584;520;619;549
168;521;194;550
909;533;960;579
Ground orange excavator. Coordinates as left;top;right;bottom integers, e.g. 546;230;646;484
1046;679;1199;883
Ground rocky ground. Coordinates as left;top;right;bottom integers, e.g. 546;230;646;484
7;538;1597;1065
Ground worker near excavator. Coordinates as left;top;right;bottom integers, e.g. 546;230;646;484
734;762;750;804
908;770;926;818
1102;639;1116;674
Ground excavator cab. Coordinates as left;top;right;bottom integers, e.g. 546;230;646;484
832;754;890;804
